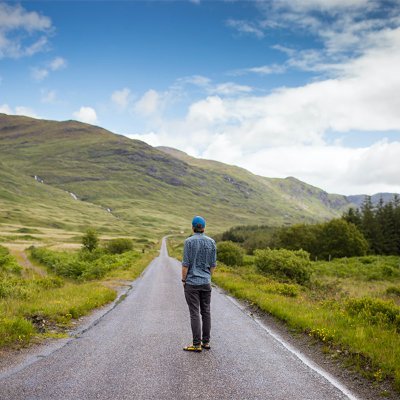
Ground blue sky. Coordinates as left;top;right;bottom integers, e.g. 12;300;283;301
1;0;400;195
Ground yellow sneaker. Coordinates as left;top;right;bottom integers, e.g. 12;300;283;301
183;344;202;352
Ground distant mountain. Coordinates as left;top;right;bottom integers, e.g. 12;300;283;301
0;114;353;236
346;193;399;208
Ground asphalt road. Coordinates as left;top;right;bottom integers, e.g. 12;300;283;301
0;239;358;400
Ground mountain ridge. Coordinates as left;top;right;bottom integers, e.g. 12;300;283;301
1;113;355;235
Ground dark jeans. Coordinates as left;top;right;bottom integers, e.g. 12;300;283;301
184;283;212;346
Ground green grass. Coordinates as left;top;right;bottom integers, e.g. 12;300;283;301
0;244;155;348
211;256;400;392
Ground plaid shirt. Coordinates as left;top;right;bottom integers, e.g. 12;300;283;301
182;233;217;285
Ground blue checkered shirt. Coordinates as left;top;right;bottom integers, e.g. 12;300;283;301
182;233;217;285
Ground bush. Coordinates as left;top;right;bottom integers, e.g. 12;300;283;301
0;278;30;299
318;219;369;259
30;246;140;281
81;228;98;252
217;241;244;266
0;245;22;275
34;276;64;289
30;247;88;279
106;238;133;254
255;248;311;284
345;297;400;331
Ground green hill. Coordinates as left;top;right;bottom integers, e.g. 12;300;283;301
0;114;352;238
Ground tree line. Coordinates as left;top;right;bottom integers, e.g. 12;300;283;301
343;196;400;255
217;196;400;260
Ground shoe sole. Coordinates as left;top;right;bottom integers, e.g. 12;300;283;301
183;348;202;352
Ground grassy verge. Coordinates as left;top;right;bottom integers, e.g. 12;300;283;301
0;244;155;349
212;256;400;394
167;235;185;260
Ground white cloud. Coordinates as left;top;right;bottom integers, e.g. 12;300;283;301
31;67;48;81
220;142;400;196
49;57;67;71
0;104;12;114
270;0;370;13
226;19;265;38
31;57;67;81
127;131;161;147
131;23;400;195
0;3;52;58
72;106;98;124
15;106;39;118
0;2;51;31
235;64;287;76
187;96;229;125
111;88;131;110
230;0;400;78
177;75;211;87
0;104;39;118
172;75;252;97
133;89;160;116
209;82;253;96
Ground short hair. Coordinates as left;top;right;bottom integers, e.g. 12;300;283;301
193;223;205;233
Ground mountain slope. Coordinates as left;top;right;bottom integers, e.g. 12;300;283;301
157;146;351;221
347;193;399;208
0;114;352;235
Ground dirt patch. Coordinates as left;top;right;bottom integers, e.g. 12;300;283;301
7;246;46;277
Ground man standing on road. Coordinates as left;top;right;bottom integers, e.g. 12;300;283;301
182;216;217;352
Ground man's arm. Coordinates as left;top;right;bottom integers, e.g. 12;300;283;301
210;241;217;276
182;266;188;282
182;240;190;284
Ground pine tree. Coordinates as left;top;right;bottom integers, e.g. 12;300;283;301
360;196;379;253
342;207;362;227
393;195;400;254
375;197;387;254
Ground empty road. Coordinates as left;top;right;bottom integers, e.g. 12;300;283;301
0;239;358;400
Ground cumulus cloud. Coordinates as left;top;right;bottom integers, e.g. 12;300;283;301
111;88;131;110
0;3;52;59
131;20;400;195
133;89;161;116
211;142;400;195
72;106;98;124
0;103;39;118
0;104;12;114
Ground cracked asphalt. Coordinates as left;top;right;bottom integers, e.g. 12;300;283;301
0;239;357;400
